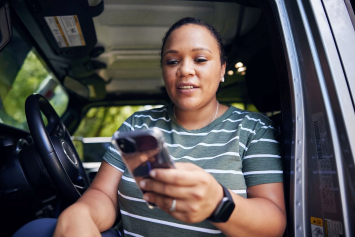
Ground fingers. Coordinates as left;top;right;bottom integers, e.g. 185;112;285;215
131;148;160;161
139;163;223;223
174;162;202;171
143;193;205;223
139;179;194;199
144;194;179;212
122;149;159;170
139;162;213;198
149;162;205;186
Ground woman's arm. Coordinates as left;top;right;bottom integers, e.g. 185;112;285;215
213;182;286;237
54;161;123;236
140;163;286;237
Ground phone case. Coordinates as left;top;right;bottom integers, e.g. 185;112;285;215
111;128;174;208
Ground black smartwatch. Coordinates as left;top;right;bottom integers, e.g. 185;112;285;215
207;184;235;223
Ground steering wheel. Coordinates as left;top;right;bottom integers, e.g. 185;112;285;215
25;93;90;203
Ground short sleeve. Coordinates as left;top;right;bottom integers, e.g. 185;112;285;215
102;115;135;173
242;117;283;187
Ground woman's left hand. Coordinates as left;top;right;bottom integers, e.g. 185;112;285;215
139;162;223;223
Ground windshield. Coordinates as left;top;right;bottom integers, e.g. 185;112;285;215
0;29;68;131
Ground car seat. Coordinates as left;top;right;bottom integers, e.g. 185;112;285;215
245;47;282;139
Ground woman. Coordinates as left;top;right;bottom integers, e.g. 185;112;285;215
15;17;286;237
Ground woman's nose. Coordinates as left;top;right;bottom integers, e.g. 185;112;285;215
177;60;195;77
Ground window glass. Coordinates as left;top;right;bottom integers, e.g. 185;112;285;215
231;103;258;112
0;50;68;131
74;103;257;139
73;105;162;162
73;105;162;138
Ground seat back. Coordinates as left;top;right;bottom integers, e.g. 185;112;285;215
245;47;282;137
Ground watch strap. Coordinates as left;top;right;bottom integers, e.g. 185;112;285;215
207;184;235;223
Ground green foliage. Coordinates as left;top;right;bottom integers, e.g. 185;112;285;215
74;105;150;137
3;52;48;126
231;103;245;110
231;103;258;112
0;51;68;130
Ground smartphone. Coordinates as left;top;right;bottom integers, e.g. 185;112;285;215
111;127;174;207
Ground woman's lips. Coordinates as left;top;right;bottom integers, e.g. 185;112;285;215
177;83;199;89
176;83;199;93
179;85;195;89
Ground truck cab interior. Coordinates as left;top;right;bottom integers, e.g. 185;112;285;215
1;0;354;236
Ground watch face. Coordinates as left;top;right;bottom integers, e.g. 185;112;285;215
207;185;236;223
216;198;235;222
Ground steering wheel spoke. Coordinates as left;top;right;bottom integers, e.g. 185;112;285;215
47;121;66;139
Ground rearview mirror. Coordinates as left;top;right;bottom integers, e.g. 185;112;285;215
63;76;90;99
0;2;12;53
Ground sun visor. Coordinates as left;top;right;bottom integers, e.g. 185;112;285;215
26;0;104;58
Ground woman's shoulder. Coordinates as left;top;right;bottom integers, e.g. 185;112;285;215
128;105;170;126
228;105;273;127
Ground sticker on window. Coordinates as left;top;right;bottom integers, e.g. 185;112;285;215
45;15;86;48
325;219;343;237
311;217;324;237
312;112;336;213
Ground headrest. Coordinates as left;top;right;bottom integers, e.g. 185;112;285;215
245;47;281;113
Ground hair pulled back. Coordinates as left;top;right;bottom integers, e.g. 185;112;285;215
160;17;227;66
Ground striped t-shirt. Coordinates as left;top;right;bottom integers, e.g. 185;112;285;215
103;104;283;237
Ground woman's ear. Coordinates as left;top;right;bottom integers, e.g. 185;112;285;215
220;62;226;80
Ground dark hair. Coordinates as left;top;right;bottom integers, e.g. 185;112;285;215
160;17;226;66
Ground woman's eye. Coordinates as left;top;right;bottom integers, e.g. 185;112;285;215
195;58;207;63
166;59;178;65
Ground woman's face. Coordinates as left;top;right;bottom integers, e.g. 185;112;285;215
162;24;226;111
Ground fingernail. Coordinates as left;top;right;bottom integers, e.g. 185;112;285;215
139;180;146;188
143;194;149;201
150;170;156;177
